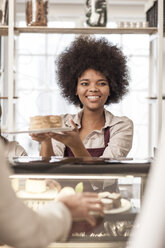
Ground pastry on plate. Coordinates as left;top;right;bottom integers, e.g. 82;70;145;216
98;192;121;209
29;115;62;130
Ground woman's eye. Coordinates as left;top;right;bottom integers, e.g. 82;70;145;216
80;82;88;86
98;81;108;86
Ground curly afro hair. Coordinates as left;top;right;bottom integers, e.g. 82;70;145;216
56;35;129;107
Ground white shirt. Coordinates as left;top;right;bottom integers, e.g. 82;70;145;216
0;142;72;248
127;125;165;248
52;109;133;158
5;141;27;157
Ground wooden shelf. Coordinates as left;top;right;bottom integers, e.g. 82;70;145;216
0;26;160;36
0;97;18;100
147;96;165;100
0;26;8;36
14;27;158;35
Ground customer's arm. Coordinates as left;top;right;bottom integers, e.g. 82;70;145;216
0;142;71;248
0;141;103;248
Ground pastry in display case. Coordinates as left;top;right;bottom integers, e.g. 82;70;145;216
9;157;150;247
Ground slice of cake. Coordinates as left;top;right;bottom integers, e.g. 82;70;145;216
25;179;46;194
101;198;113;211
98;192;121;209
24;179;61;196
108;193;121;208
29;115;62;130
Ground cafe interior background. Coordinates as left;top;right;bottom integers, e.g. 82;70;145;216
0;0;165;159
0;2;165;246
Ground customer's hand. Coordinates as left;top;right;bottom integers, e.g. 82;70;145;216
58;192;104;226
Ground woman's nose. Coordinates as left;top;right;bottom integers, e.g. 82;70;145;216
89;85;99;92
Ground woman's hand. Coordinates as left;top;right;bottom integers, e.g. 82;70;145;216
47;120;79;147
29;133;50;143
29;119;91;157
58;192;104;226
47;119;91;157
29;133;54;157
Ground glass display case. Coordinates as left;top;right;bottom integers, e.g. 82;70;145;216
9;157;151;248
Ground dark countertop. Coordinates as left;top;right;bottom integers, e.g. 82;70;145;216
9;157;151;175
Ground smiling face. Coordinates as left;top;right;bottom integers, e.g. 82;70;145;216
76;68;110;111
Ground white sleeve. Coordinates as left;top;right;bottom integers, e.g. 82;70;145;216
0;142;72;248
51;138;65;156
102;117;133;158
127;127;165;248
14;142;28;156
6;141;28;157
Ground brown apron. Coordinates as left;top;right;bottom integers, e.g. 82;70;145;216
64;127;110;157
63;127;118;192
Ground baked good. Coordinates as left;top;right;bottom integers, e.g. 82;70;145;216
58;187;75;197
25;179;46;194
11;178;19;192
98;192;121;209
25;179;62;194
101;198;113;211
29;115;62;130
108;193;121;208
46;179;61;192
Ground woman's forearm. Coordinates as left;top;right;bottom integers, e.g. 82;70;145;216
70;142;91;157
40;139;54;157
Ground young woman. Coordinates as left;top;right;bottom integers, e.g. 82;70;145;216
31;35;133;159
